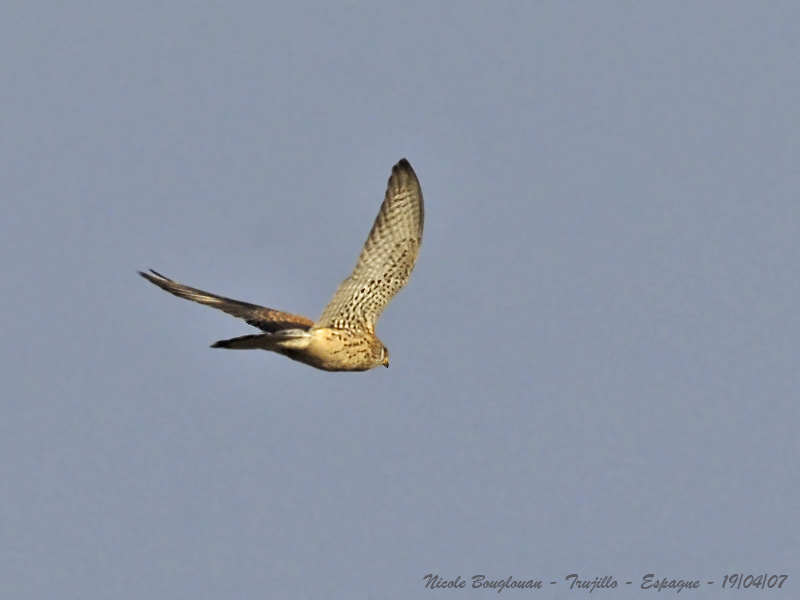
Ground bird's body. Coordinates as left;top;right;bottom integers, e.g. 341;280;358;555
210;327;385;372
139;158;423;371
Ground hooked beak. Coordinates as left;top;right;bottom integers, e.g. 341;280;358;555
382;358;389;368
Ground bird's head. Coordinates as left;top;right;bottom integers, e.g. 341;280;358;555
380;345;389;368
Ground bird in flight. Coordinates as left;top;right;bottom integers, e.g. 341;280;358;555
139;159;424;371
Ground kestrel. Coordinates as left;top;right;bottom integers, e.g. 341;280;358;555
139;158;423;371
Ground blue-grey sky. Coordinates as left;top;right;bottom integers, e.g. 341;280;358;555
2;3;798;598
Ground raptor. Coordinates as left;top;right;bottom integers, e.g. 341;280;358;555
139;159;424;371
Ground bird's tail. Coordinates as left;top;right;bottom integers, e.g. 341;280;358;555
211;334;273;350
211;329;311;351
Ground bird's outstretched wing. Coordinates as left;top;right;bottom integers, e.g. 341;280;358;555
139;269;314;333
315;158;424;333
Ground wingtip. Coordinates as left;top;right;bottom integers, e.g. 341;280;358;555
393;158;418;182
138;268;168;280
139;269;174;289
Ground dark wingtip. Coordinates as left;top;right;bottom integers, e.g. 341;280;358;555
393;158;417;181
138;268;169;283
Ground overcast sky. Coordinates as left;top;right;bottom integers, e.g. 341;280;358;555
2;3;798;598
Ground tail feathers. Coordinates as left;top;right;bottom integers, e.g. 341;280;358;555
211;334;272;350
